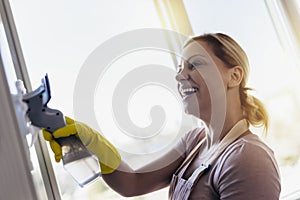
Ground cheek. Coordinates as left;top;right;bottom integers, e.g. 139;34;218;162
193;73;210;96
197;83;212;121
216;64;230;88
197;67;227;98
198;82;211;106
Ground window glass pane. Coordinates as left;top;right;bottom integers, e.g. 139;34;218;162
0;11;48;200
183;0;300;198
0;17;17;94
9;1;185;199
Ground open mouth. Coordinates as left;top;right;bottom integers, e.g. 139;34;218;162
180;87;199;97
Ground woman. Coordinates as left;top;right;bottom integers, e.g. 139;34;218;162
44;33;281;199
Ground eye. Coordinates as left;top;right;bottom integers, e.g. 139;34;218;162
188;61;204;70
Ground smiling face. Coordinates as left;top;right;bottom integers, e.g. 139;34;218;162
176;40;230;124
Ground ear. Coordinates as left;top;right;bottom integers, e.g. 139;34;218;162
228;66;243;88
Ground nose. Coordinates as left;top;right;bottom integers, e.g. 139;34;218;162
175;65;189;81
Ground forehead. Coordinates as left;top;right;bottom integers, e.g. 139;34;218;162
180;40;212;62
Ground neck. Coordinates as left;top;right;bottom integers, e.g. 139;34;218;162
219;111;244;141
205;103;244;146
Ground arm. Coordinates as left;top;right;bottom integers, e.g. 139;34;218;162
44;117;197;197
102;146;185;197
215;141;281;200
103;127;205;197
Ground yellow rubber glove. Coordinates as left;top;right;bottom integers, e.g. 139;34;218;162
43;116;121;174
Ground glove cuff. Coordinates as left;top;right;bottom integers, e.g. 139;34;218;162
75;122;121;174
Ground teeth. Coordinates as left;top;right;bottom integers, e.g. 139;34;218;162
181;87;198;95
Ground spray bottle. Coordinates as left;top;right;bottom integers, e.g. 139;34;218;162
22;74;101;187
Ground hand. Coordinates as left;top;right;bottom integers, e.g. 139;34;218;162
43;116;121;174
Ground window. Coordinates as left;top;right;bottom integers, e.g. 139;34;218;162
0;8;47;200
9;0;189;199
7;0;300;199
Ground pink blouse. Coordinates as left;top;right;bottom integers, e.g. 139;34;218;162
171;127;281;199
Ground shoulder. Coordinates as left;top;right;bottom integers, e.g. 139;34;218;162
213;133;281;199
174;127;205;157
184;127;206;154
218;133;278;171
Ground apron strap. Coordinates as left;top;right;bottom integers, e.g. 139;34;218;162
188;119;249;185
174;129;206;176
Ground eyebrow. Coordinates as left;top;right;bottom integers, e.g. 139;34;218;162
187;54;206;61
179;54;206;65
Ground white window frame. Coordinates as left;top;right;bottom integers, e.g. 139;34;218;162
0;0;61;199
265;0;300;67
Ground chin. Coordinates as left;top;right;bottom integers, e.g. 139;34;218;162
184;104;200;118
183;97;200;115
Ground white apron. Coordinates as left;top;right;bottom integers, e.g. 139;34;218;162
169;119;249;200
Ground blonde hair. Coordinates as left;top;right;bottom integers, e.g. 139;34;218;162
186;33;269;131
